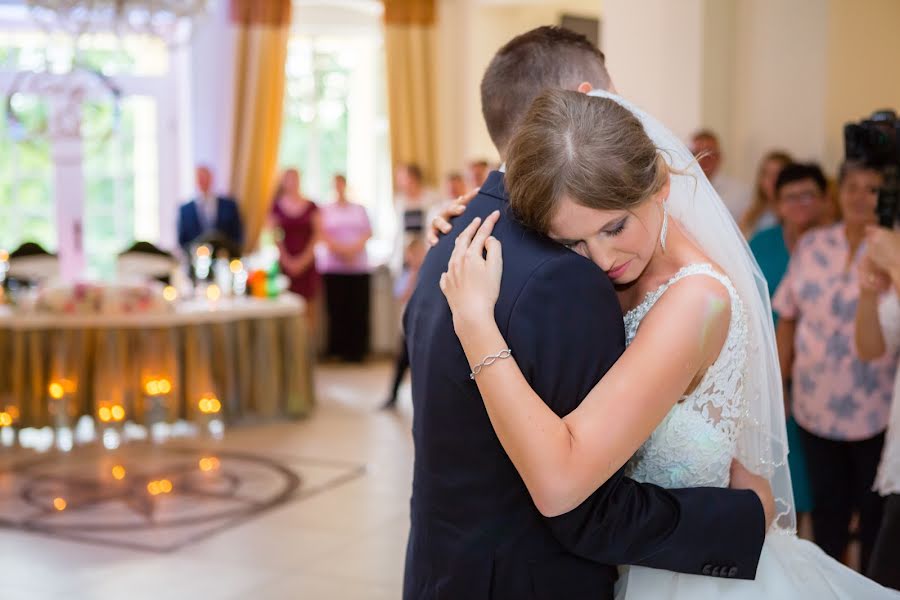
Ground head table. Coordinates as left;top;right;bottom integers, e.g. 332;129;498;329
0;294;314;431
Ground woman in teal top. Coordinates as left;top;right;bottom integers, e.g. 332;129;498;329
751;224;791;325
749;162;829;515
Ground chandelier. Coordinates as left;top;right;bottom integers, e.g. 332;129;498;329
26;0;208;44
5;66;122;161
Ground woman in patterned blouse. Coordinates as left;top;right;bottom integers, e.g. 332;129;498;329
774;161;900;572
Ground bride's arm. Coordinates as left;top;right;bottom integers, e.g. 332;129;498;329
442;215;732;517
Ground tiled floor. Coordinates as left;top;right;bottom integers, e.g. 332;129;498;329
1;360;413;600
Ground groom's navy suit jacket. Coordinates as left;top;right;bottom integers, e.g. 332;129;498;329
402;172;766;600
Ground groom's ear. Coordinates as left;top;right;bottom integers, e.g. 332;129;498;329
577;82;593;94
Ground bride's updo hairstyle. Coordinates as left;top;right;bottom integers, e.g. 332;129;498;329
506;89;669;234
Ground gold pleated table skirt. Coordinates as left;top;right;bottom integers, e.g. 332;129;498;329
0;296;314;428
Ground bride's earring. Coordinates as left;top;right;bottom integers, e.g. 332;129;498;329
660;203;669;252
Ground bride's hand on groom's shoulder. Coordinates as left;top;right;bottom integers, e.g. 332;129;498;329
729;459;776;533
439;211;503;333
427;188;479;246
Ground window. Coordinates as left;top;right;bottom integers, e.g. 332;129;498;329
0;22;174;279
280;37;350;202
0;94;55;252
279;2;393;254
82;95;160;277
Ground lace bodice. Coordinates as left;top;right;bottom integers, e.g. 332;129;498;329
623;264;749;489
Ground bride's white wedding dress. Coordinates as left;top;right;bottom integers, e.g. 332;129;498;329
614;263;898;600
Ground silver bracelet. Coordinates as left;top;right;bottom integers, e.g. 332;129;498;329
470;348;513;380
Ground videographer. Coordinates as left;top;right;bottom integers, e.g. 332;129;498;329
855;225;900;590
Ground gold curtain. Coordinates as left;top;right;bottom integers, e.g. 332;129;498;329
383;0;439;185
229;0;292;251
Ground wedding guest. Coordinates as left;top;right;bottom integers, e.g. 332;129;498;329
740;151;793;237
750;162;828;525
690;129;752;221
177;165;244;255
393;163;438;275
382;237;426;410
854;226;900;590
446;171;468;200
270;168;321;322
467;159;490;188
774;160;898;572
823;177;844;226
318;174;373;362
394;163;438;237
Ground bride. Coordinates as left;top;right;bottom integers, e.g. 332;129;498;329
435;89;898;598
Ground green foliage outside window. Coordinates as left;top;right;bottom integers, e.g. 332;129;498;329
279;39;349;203
0;31;164;278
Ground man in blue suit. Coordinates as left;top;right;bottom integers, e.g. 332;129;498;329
177;165;244;255
402;27;775;600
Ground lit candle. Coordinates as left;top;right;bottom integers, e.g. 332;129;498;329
194;245;213;281
144;377;172;443
47;380;74;432
206;284;221;302
0;404;17;446
199;456;221;472
48;382;65;401
198;393;224;440
111;464;126;480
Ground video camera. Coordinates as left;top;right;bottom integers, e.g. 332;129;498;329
844;110;900;227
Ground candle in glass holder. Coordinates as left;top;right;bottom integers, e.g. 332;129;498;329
197;393;224;439
206;284;221;303
146;478;174;496
198;456;221;473
48;379;76;452
143;377;172;443
193;245;212;281
97;399;126;450
230;259;247;296
0;403;16;447
213;253;232;296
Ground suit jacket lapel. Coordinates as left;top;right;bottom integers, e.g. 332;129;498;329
191;200;206;231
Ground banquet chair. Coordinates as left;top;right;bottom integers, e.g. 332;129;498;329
6;242;59;286
117;241;177;284
192;231;242;260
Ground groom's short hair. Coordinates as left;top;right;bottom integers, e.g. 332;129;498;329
481;26;611;156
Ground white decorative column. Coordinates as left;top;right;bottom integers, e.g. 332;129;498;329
49;98;86;281
188;0;238;193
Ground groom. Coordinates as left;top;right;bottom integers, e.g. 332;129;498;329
403;27;774;599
